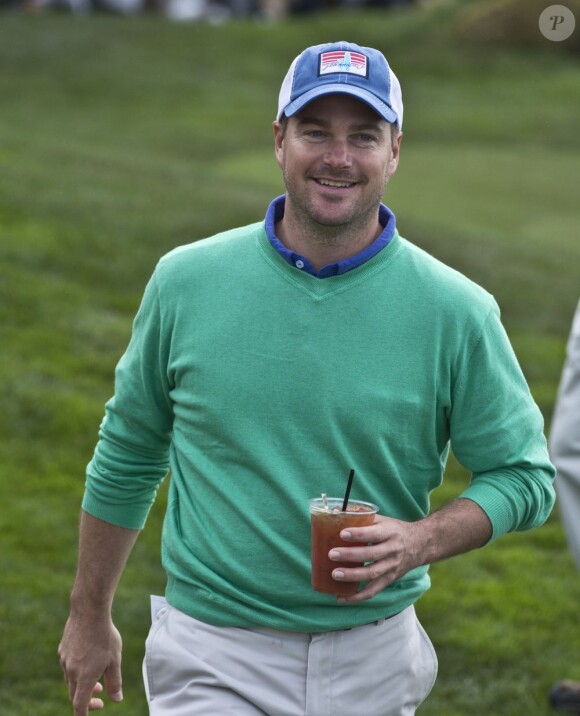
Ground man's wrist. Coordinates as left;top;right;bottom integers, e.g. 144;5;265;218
69;586;114;616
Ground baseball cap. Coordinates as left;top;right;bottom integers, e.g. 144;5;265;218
277;41;403;129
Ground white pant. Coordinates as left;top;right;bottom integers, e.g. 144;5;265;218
143;598;437;716
550;299;580;571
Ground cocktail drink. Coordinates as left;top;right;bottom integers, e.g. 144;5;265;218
309;497;378;596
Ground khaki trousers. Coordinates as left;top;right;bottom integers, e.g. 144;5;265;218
143;598;437;716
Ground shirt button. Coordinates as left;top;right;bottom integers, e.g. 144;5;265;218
295;260;305;269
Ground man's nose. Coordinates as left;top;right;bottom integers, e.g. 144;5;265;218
323;138;352;167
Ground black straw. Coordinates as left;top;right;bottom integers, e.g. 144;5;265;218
342;469;355;511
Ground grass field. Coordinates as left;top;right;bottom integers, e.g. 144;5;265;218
1;1;580;714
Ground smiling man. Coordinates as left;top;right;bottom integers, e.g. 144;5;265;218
59;42;555;716
274;93;401;270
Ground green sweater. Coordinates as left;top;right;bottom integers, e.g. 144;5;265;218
83;223;555;632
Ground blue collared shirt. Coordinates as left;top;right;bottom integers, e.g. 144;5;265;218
264;195;397;279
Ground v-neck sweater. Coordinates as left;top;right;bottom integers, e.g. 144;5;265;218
83;221;555;632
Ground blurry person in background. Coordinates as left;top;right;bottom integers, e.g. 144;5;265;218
549;299;580;714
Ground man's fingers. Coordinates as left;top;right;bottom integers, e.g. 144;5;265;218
339;514;391;542
329;543;386;564
104;660;124;703
88;697;105;712
71;681;103;716
337;576;390;603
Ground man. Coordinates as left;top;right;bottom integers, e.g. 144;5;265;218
549;300;580;714
59;41;556;716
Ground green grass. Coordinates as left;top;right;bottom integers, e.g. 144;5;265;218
1;2;579;714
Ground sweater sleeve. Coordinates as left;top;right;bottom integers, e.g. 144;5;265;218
82;269;173;529
449;301;556;541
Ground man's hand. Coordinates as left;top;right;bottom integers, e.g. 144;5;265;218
329;514;421;603
59;512;140;713
328;498;493;603
58;614;123;714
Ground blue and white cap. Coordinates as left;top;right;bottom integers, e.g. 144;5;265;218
277;41;403;129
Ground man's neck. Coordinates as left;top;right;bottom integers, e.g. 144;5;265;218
275;210;383;272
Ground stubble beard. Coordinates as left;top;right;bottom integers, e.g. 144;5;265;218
283;174;386;250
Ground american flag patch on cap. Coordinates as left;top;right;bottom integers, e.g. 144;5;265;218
319;50;368;78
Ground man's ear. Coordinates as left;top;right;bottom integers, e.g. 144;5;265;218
273;120;285;169
388;131;403;177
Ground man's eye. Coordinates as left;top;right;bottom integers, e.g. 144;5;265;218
351;134;380;148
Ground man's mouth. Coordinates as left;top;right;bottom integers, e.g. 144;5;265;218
315;178;357;188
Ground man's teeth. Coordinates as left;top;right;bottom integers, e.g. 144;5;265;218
318;179;354;188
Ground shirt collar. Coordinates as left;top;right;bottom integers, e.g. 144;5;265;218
264;195;397;279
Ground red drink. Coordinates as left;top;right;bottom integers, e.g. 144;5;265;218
309;497;378;596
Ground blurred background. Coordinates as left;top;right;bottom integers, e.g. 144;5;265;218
1;0;579;714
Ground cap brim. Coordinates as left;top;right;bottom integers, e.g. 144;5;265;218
280;84;398;124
